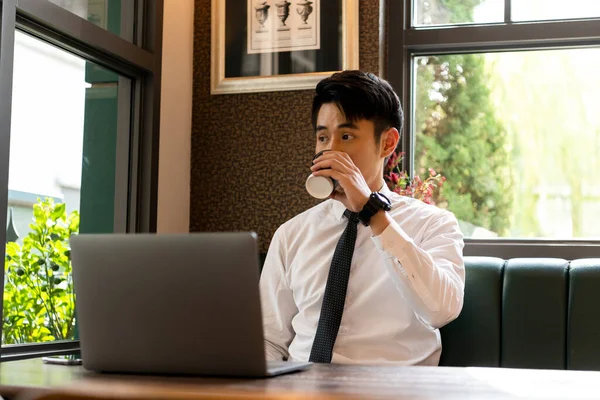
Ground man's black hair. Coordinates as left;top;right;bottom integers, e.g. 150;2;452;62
311;70;404;143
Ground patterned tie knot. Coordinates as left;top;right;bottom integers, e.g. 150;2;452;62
343;209;360;225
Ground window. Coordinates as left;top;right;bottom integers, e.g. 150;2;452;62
414;0;600;26
48;0;136;42
3;31;128;346
414;49;600;240
0;0;162;359
414;0;504;26
512;0;600;22
388;1;600;258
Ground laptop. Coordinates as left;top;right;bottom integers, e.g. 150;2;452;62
70;232;311;378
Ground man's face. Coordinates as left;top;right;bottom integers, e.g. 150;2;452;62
315;103;385;190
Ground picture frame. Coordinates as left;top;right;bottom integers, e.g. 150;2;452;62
211;0;359;95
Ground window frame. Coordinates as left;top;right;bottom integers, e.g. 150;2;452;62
386;0;600;259
0;0;163;359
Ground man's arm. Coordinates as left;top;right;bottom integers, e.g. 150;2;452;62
370;209;465;329
310;150;464;329
259;228;298;361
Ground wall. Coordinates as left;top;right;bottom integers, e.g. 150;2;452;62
191;0;384;252
157;0;194;233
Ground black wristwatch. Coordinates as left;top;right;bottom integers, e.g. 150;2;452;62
358;192;392;226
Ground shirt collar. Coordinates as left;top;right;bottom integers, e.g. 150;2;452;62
332;182;395;221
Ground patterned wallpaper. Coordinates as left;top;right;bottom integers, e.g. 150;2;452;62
190;0;384;253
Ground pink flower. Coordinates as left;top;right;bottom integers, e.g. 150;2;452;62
386;153;397;169
383;151;445;206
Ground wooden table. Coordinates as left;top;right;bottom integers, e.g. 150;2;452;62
2;358;600;399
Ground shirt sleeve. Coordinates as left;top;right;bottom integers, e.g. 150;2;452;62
259;227;299;361
370;210;465;329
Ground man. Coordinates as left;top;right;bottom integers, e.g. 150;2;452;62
260;70;465;365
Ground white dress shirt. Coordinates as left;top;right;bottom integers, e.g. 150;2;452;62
259;185;465;365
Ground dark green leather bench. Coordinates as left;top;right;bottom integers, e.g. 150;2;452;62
258;255;600;370
439;257;600;370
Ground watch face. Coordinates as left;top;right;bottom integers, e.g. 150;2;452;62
373;192;392;210
374;192;390;204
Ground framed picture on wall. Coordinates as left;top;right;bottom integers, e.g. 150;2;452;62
211;0;359;95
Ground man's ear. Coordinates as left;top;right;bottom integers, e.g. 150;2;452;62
380;127;400;158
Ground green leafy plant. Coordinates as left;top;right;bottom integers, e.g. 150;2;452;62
3;198;79;344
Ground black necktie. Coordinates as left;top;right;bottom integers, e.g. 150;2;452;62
309;209;360;363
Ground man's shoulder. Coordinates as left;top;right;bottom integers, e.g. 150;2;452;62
267;200;335;259
271;200;338;242
278;199;335;232
388;192;458;223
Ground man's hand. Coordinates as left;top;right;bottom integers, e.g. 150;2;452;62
311;151;370;212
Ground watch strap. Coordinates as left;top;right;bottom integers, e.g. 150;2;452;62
358;193;391;226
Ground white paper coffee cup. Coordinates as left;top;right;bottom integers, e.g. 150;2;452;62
306;174;336;199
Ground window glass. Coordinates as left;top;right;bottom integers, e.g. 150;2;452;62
512;0;600;22
414;48;600;239
48;0;135;42
414;0;504;26
3;31;127;344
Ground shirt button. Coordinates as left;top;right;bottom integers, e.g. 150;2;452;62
340;326;348;334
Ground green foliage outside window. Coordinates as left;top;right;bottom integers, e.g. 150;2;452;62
414;0;514;235
3;198;78;344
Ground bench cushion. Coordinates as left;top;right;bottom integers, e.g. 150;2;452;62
439;257;504;367
568;259;600;370
501;258;568;369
